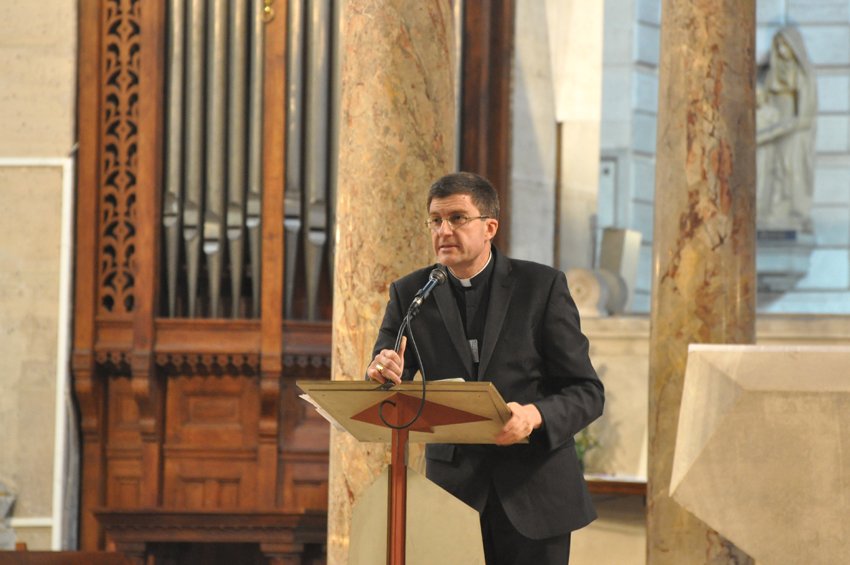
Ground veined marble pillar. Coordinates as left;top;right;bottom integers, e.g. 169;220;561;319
648;1;756;563
329;1;455;564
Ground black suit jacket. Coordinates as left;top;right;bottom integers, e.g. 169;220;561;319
371;249;604;539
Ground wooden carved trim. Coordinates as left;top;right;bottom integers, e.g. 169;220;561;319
155;353;260;376
95;350;132;377
93;509;327;543
99;0;141;315
73;356;107;437
283;354;331;369
94;348;329;374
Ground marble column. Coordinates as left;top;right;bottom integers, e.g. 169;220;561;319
328;1;455;564
648;1;756;564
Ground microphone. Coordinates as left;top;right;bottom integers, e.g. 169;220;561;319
409;266;447;313
392;265;447;357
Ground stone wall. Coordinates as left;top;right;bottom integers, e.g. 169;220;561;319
596;0;850;314
0;0;77;550
598;0;660;313
757;0;850;312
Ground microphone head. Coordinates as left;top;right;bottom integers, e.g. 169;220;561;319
429;266;447;285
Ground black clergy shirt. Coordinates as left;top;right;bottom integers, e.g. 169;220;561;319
447;253;495;380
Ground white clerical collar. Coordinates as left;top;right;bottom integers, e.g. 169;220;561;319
449;251;492;288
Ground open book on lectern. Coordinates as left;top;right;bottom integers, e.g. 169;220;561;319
297;380;521;444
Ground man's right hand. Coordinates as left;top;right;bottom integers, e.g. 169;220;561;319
367;336;407;385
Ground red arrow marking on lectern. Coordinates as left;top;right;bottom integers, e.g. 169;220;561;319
350;392;490;432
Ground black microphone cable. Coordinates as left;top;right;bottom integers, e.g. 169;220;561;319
376;267;445;430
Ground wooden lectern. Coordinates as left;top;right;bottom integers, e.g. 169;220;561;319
297;380;516;565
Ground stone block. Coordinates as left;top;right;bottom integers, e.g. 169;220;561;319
633;69;658;114
0;165;63;544
629;200;654;244
601;69;633;149
631;156;655;202
597;157;618;227
810;205;850;245
672;345;850;564
636;0;660;25
799;25;850;66
635;242;653;295
580;315;650;476
756;0;784;25
600;120;631;151
814;165;850;203
0;0;76;156
630;290;650;313
759;289;850;313
816;73;850;113
634;22;659;67
788;0;850;24
797;248;850;289
630;111;657;155
755;25;781;62
756;231;815;293
509;177;555;265
602;67;633;123
603;0;636;65
815;114;850;153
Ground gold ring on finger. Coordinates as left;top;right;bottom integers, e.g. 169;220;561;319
376;363;385;374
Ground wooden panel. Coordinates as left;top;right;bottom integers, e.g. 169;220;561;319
163;373;260;510
155;319;262;354
107;457;143;509
280;453;328;512
281;368;329;452
163;456;257;509
279;361;329;512
165;375;259;447
107;377;141;446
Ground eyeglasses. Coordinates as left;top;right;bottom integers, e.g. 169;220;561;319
425;214;491;232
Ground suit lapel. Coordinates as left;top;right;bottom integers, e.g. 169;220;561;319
434;281;475;378
478;252;514;380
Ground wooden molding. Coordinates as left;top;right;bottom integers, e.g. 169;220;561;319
460;0;515;252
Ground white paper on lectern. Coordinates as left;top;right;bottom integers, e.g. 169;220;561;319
299;393;346;431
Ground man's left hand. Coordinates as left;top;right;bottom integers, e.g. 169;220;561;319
495;402;542;446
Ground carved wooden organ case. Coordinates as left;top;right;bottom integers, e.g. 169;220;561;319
71;0;514;559
72;0;334;555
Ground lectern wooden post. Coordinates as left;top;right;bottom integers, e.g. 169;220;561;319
297;380;516;565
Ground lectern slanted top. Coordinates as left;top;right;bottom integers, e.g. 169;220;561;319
296;380;515;443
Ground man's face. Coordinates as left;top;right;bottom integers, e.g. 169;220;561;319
428;194;499;278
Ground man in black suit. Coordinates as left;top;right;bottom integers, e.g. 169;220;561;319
367;172;604;565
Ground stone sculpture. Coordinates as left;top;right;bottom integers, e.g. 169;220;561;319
756;27;817;233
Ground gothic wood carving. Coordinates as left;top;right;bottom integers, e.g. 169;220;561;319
99;0;140;315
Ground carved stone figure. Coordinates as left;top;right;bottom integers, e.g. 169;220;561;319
756;27;817;232
0;482;15;550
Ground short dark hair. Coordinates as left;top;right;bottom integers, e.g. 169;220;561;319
427;172;500;219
